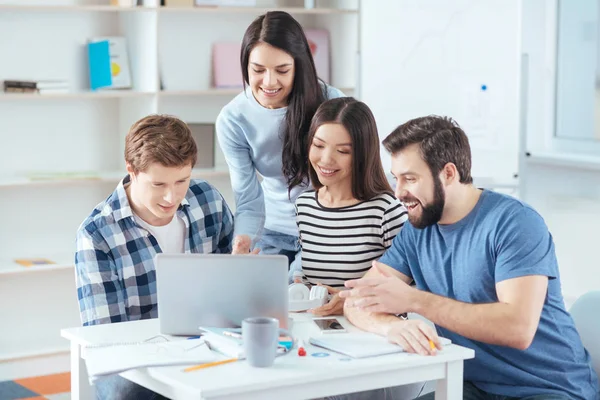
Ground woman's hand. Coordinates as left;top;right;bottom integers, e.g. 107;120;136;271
231;235;260;255
310;284;345;316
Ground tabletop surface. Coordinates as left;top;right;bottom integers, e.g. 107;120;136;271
62;313;475;397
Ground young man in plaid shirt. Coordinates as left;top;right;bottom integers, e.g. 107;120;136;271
75;115;236;399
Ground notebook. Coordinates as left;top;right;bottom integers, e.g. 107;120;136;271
198;327;294;359
198;328;245;358
84;339;216;383
309;333;452;358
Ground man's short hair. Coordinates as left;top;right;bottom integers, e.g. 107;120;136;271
382;115;473;184
125;114;197;173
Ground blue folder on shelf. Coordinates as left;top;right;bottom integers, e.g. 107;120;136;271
87;37;132;91
87;40;112;90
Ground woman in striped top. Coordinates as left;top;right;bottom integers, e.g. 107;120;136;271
296;97;408;316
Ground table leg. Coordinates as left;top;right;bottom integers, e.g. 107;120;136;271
435;360;463;400
70;342;94;400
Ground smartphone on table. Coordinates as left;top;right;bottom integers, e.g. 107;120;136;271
312;317;347;334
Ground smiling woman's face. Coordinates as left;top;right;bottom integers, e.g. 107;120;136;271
309;123;353;191
248;42;295;109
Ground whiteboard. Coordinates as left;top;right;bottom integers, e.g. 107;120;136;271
359;0;521;189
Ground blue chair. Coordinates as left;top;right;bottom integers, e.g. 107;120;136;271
569;291;600;379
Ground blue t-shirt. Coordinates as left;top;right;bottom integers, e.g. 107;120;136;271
380;190;599;400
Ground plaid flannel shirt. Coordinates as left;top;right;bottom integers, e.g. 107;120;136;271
75;176;234;326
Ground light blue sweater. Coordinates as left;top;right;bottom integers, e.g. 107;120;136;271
216;85;344;241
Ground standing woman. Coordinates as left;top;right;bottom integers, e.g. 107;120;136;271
216;11;344;277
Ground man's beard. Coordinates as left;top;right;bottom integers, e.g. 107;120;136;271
404;177;445;229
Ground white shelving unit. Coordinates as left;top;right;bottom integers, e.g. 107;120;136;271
0;0;359;377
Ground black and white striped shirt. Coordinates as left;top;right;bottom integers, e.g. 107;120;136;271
296;190;408;288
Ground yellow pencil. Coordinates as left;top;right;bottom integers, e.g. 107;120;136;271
183;358;238;372
429;340;436;351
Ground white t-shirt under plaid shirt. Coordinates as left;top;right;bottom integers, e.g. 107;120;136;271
296;190;408;288
75;176;234;326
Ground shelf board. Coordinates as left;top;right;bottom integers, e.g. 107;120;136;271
0;167;230;188
0;90;155;101
0;5;357;14
0;258;74;276
0;4;154;12
158;6;358;14
1;88;356;100
159;88;243;96
160;87;355;97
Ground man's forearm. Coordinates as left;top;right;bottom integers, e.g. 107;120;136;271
412;291;536;349
344;301;399;337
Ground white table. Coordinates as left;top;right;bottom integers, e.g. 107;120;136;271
61;314;474;400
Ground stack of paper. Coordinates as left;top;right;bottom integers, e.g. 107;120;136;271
198;327;294;359
84;339;216;383
198;328;245;359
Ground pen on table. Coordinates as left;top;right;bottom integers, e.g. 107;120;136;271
183;358;238;372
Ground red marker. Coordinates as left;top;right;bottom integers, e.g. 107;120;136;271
297;339;307;357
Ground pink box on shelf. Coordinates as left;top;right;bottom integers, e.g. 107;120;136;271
212;42;243;89
304;29;330;83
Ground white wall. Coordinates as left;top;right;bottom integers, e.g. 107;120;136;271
360;0;521;189
360;0;599;305
520;163;600;303
521;0;600;304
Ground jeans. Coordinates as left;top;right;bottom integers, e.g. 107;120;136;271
255;228;301;282
95;375;169;400
416;381;570;400
322;382;427;400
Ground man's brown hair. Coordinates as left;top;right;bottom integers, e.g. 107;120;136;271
125;114;197;173
383;115;473;184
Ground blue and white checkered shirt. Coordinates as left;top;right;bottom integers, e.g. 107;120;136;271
75;176;234;326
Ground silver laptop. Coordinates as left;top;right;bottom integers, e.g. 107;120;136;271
156;253;289;335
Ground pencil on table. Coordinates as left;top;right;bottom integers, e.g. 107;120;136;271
183;358;238;372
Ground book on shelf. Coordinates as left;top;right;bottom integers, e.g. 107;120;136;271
87;37;132;91
212;43;243;89
195;0;256;6
14;258;56;267
109;0;136;6
304;29;330;83
4;87;70;95
189;124;216;168
3;79;69;94
164;0;194;6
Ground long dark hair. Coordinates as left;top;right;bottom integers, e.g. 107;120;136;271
307;97;392;201
241;11;325;192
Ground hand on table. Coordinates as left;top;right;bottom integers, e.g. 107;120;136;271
310;284;344;316
385;319;441;356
